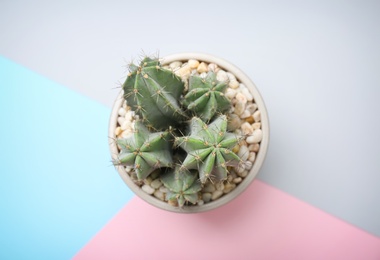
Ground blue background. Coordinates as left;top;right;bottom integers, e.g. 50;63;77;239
0;57;134;259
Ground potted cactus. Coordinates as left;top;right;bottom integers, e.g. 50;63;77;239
109;53;269;212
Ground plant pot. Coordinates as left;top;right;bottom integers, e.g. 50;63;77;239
109;53;269;213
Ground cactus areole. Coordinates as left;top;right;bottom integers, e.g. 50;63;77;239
110;53;269;212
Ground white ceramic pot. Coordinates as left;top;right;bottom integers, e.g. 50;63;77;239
109;53;269;213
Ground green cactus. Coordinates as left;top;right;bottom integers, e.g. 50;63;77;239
160;167;202;207
114;55;253;208
123;57;187;130
175;115;241;184
115;120;173;180
182;72;231;122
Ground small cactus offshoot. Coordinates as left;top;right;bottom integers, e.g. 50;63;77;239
175;115;241;184
182;72;231;122
122;57;187;130
115;121;173;180
160;167;202;208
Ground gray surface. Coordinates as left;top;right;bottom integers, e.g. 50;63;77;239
1;0;380;236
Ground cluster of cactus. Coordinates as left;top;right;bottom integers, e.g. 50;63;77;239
114;56;242;207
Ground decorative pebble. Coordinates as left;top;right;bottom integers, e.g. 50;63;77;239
142;184;155;195
159;186;168;193
229;80;240;89
169;61;182;70
238;145;249;161
235;165;245;174
215;182;225;191
188;59;200;69
248;152;256;162
241;122;254;135
233;177;243;184
125;111;133;121
175;65;191;80
154;190;165;201
234;101;245;115
150;179;163;189
216;70;228;82
226;72;237;82
202;193;212;203
235;92;247;105
197;62;208;73
223;183;236;193
225;88;237;100
246;104;258;114
252;122;261;130
118;107;126;117
253;110;261;122
245;116;255;124
246;129;263;144
208;63;218;72
237;170;248;178
211;190;224;200
248;144;257;151
118;116;126;126
240;84;253;101
238;138;247;147
239;110;251;119
115;126;122;136
203;182;216;193
197;200;204;206
244;160;253;170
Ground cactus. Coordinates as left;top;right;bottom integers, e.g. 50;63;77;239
114;55;254;208
175;115;241;184
115;120;173;180
123;57;187;130
160;167;202;207
182;72;231;122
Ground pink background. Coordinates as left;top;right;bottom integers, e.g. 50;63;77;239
75;181;380;260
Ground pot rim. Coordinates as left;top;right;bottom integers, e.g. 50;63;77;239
109;52;270;213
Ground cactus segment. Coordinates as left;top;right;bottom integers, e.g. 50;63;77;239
175;115;240;183
115;121;173;180
182;72;231;122
160;167;202;207
123;57;187;129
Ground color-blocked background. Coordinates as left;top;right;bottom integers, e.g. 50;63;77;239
1;0;380;259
